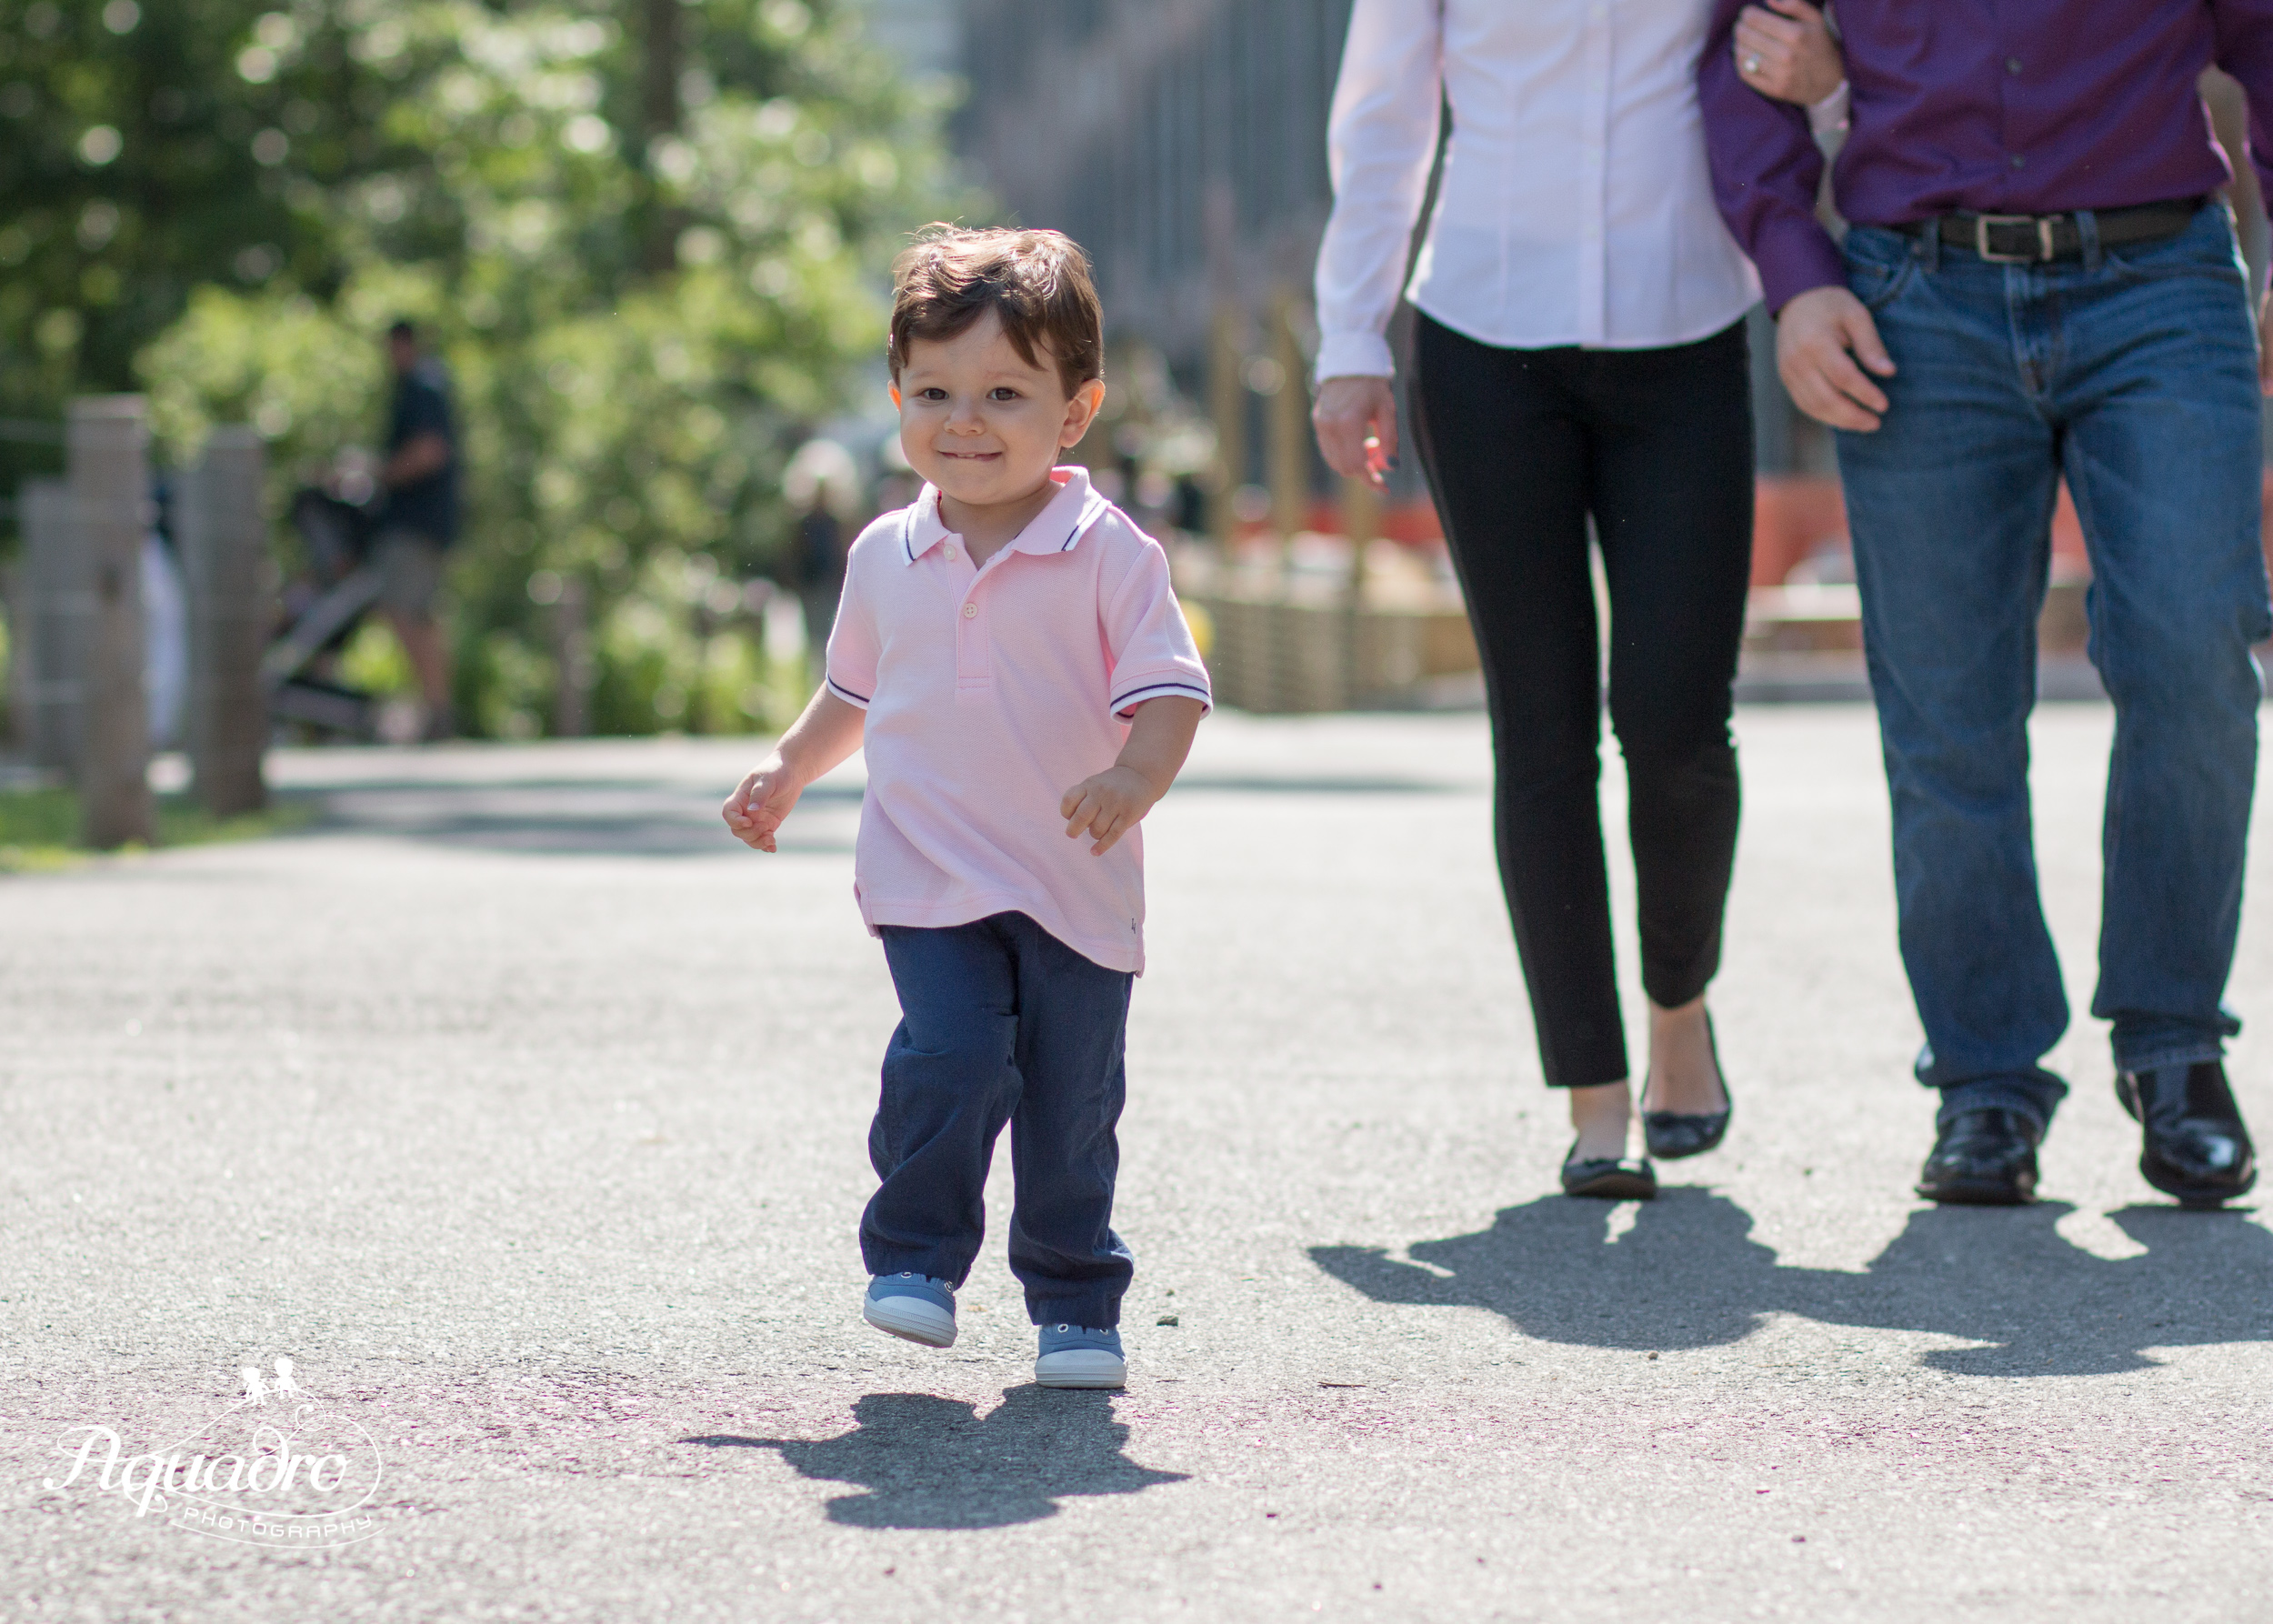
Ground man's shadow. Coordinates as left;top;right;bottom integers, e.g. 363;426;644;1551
1311;1189;2272;1375
685;1386;1187;1529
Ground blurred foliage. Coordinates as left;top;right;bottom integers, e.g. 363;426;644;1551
6;0;969;736
0;0;422;491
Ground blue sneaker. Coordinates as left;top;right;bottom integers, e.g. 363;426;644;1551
863;1274;956;1348
1035;1323;1125;1388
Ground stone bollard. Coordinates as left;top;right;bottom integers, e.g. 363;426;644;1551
176;427;269;815
19;476;86;773
68;396;154;849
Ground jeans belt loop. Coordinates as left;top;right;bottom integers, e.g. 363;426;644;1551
2076;208;2104;273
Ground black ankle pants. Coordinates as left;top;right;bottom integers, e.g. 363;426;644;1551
1409;315;1754;1088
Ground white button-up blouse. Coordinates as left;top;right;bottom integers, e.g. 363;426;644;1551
1314;0;1763;377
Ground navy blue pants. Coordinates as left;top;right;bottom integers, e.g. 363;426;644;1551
862;912;1135;1328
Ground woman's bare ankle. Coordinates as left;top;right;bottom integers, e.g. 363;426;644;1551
1567;1080;1633;1159
1643;996;1725;1114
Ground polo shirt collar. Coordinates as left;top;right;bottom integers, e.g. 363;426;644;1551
901;466;1111;565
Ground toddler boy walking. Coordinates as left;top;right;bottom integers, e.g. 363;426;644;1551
723;227;1210;1388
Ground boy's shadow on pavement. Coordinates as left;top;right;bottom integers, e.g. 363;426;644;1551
1311;1188;2273;1376
685;1386;1187;1529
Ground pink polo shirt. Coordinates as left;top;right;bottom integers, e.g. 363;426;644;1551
823;467;1211;974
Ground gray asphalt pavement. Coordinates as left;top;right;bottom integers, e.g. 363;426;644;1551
4;706;2269;1622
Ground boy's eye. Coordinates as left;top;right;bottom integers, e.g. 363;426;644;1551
987;387;1022;401
916;387;948;401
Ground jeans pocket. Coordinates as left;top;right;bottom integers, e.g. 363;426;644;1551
1842;228;1918;313
2100;206;2249;286
1846;253;1918;314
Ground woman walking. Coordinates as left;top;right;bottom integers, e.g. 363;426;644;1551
1311;0;1840;1198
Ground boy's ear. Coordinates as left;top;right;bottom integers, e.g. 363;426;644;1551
888;382;902;408
1059;379;1106;448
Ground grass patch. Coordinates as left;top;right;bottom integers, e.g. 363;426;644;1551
0;786;320;874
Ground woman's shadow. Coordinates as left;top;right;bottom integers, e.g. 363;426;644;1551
684;1386;1186;1529
1310;1189;2272;1375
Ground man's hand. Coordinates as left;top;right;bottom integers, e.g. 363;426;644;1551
1734;0;1843;107
723;757;806;853
1777;286;1897;431
383;430;451;489
1059;765;1163;857
1311;376;1398;487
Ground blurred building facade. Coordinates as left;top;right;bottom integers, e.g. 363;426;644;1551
956;1;1348;381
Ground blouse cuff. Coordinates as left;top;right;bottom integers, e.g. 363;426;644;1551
1807;81;1850;137
1313;330;1397;386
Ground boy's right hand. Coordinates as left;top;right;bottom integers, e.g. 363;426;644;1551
723;758;804;853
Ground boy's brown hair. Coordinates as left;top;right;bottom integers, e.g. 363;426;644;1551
888;226;1104;399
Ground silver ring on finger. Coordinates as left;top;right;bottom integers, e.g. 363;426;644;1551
1742;54;1761;75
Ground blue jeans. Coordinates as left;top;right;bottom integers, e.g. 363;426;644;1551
1835;203;2270;1129
863;913;1134;1328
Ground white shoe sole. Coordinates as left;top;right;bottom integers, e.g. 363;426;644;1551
864;1294;956;1348
1034;1348;1126;1388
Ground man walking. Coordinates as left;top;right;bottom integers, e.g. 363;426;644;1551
1702;2;2265;1206
375;318;461;742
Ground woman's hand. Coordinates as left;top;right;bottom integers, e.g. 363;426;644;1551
1312;376;1398;488
1734;0;1843;108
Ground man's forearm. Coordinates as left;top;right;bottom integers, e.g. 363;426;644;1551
1698;0;1846;311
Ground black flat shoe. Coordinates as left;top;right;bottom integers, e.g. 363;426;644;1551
1916;1108;2041;1205
1642;1013;1732;1160
2117;1061;2257;1208
1561;1141;1657;1200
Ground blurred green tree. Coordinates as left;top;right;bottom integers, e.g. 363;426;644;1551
0;0;414;481
10;0;965;736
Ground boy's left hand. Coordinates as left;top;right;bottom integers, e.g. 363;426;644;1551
1059;765;1163;856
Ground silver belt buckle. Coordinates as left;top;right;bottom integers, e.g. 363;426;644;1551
1973;213;2057;263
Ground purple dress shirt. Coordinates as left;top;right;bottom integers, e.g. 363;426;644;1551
1698;0;2273;311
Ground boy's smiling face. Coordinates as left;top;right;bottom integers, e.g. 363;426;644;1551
893;308;1105;521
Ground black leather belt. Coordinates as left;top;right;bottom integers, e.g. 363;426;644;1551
1901;196;2204;264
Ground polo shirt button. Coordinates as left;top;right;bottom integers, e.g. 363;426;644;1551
962;602;977;619
943;544;956;559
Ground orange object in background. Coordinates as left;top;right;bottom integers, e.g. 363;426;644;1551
1750;472;2273;586
1750;476;1847;586
1315;472;2273;586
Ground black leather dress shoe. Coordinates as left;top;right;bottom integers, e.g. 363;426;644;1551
1916;1108;2040;1205
1642;1013;1732;1160
2116;1061;2257;1208
1561;1141;1657;1200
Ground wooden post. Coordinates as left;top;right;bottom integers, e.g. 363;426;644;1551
1267;291;1308;554
19;477;86;772
69;396;154;848
1207;303;1247;547
178;426;269;815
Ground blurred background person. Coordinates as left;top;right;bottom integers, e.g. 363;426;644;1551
373;318;461;743
781;437;861;682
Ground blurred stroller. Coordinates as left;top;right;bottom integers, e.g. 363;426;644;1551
263;486;385;737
